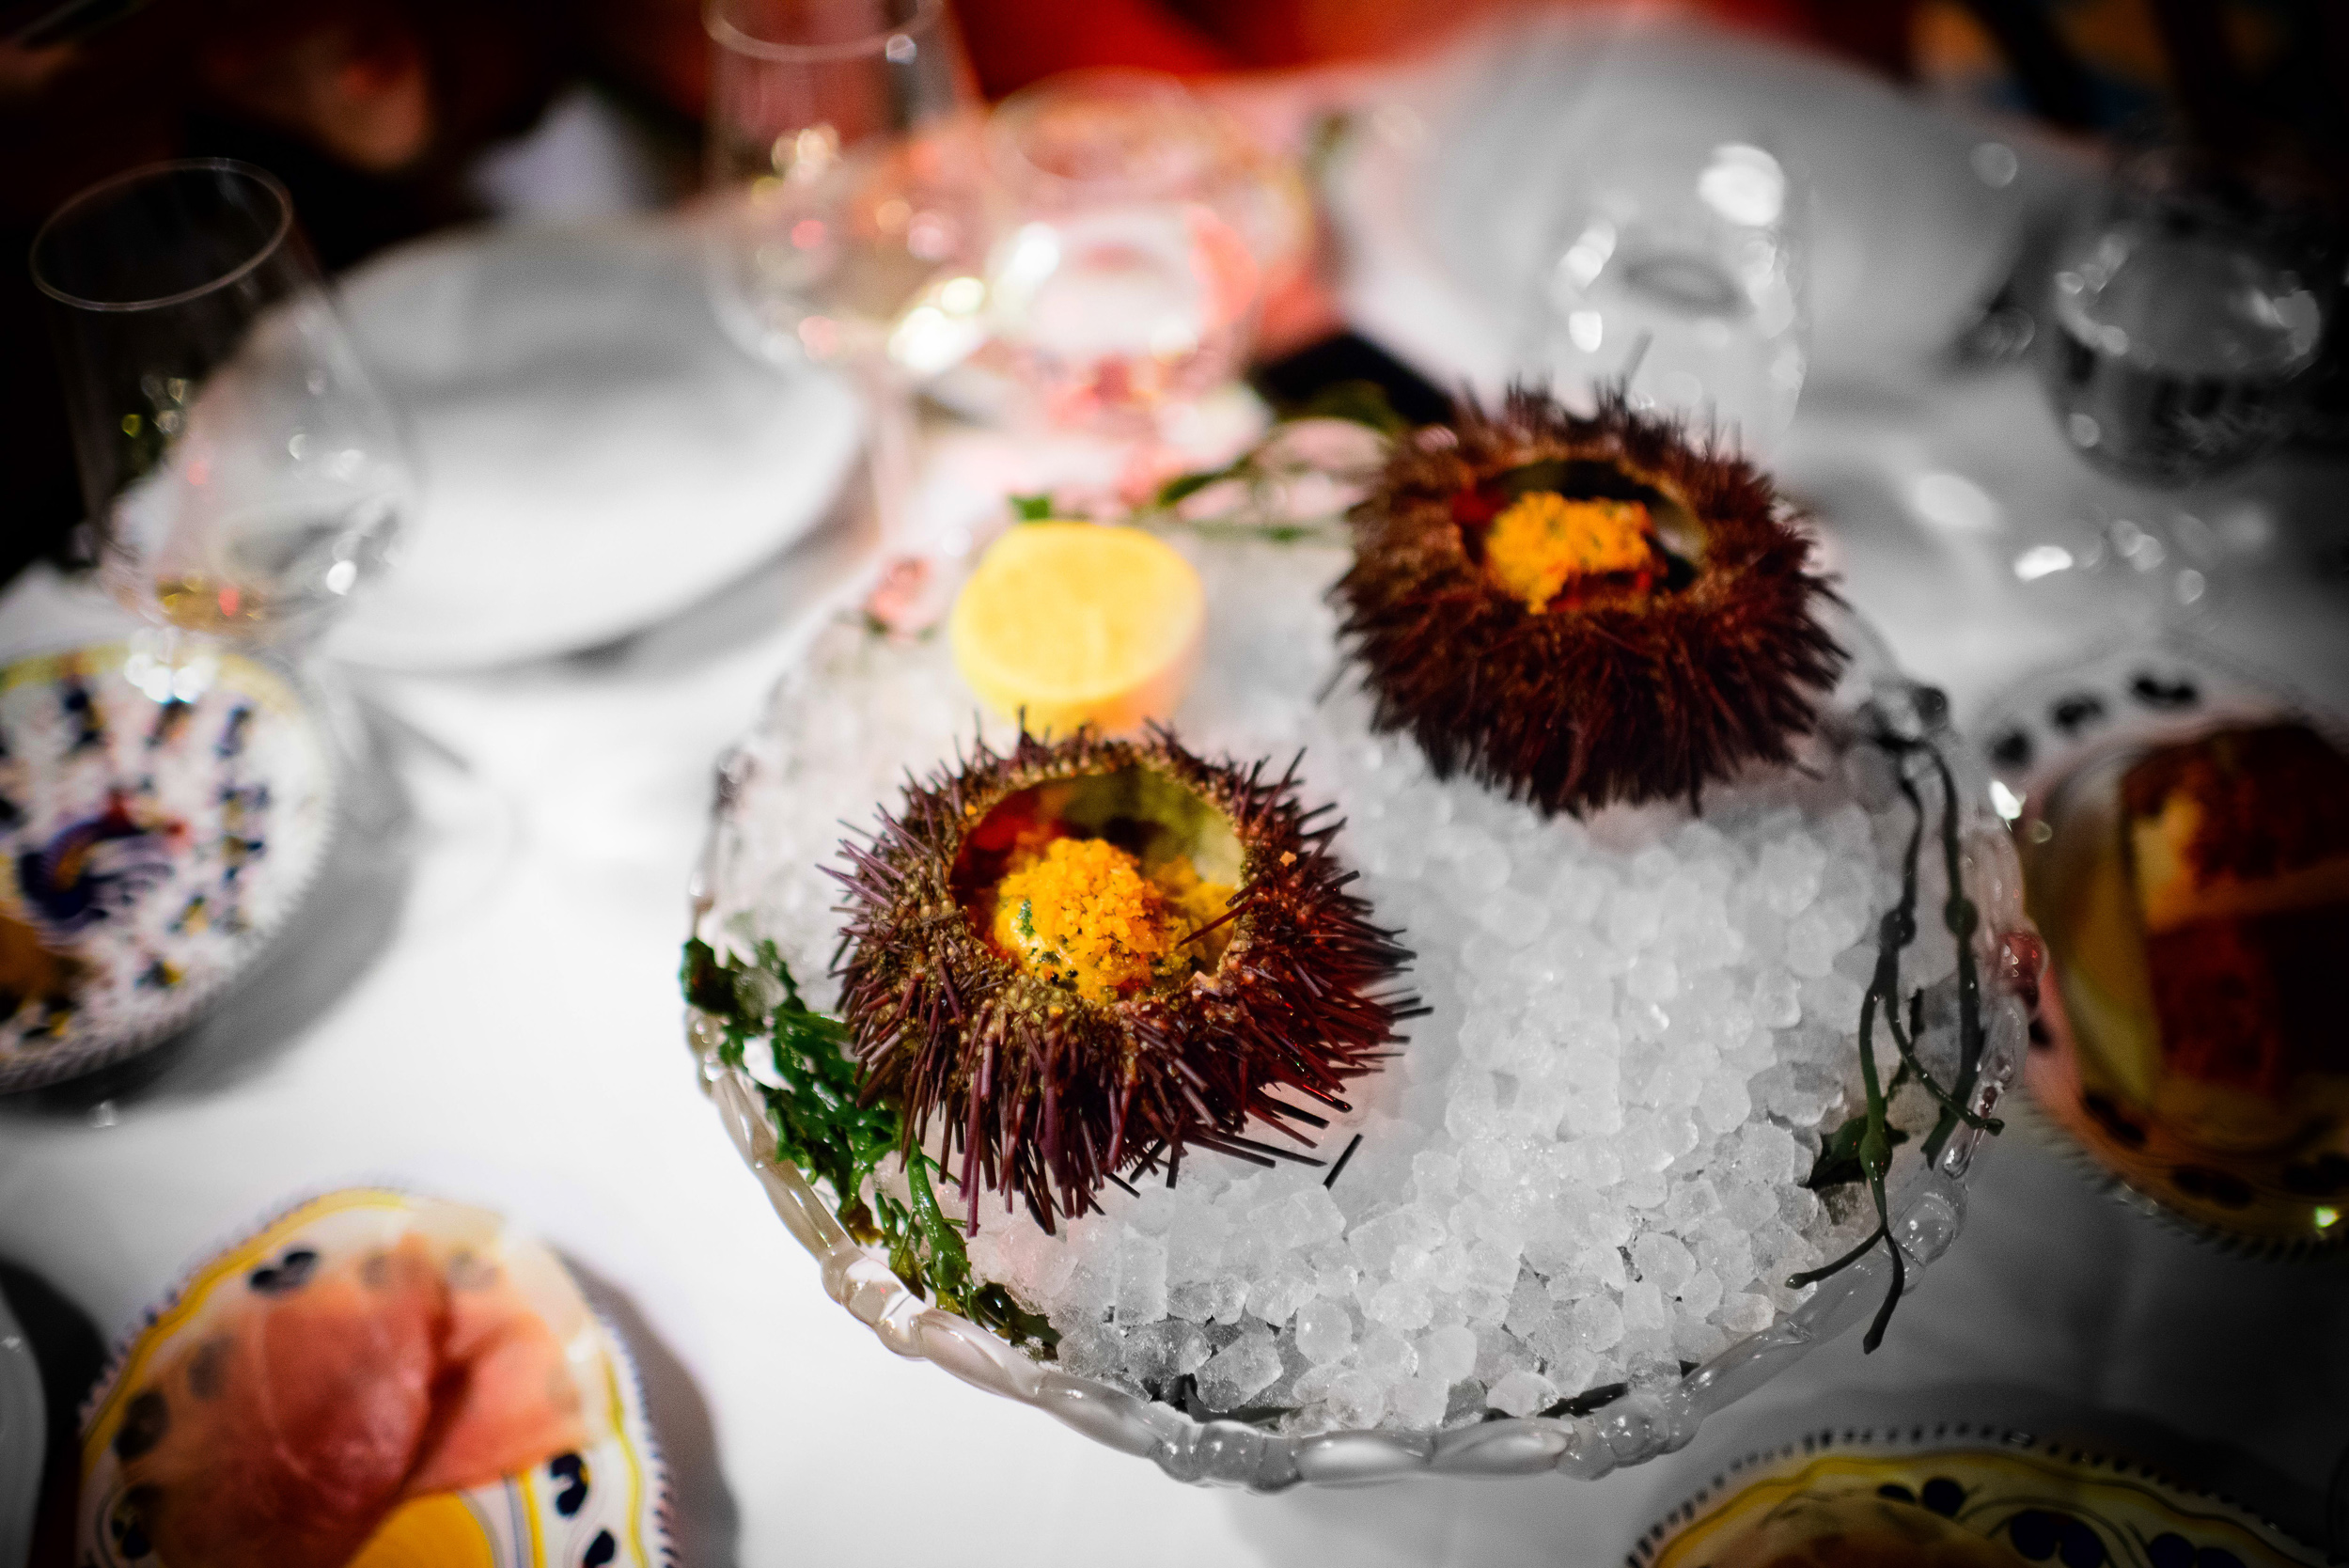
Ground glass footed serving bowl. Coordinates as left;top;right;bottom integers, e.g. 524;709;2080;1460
685;530;2036;1488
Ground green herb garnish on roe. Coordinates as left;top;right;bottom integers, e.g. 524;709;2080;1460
683;936;1058;1353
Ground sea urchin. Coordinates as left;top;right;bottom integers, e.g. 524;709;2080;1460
831;727;1415;1230
1335;385;1846;816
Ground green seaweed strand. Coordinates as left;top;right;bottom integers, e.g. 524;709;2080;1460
682;936;1057;1351
1788;727;2001;1352
1918;743;1988;1168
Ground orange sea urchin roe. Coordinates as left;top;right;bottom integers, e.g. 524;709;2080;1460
1483;492;1658;613
990;837;1233;1001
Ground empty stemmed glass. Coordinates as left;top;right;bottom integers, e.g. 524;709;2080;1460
31;159;415;713
2038;142;2328;487
979;70;1276;436
1523;125;1810;453
703;0;987;552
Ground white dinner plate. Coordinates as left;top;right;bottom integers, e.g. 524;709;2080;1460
1334;11;2080;394
330;218;863;672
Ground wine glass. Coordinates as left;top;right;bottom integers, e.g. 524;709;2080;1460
31;159;415;705
703;0;986;552
1522;126;1810;453
2038;144;2328;487
979;70;1275;435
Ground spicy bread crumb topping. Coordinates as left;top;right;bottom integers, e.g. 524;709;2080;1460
989;836;1233;1002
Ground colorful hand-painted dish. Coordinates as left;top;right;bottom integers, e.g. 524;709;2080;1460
689;457;2030;1487
0;644;335;1093
1633;1422;2320;1568
78;1188;669;1568
1982;642;2349;1255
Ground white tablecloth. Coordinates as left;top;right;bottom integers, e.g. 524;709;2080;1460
7;49;2349;1568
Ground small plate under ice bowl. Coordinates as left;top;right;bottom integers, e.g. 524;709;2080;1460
1634;1421;2322;1568
0;643;336;1094
1975;640;2349;1257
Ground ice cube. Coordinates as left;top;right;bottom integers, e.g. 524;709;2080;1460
1757;835;1826;917
1294;1296;1355;1363
1782;906;1842;977
1197;1326;1283;1409
1247;1255;1318;1327
1719;1292;1776;1336
1486;1368;1559;1418
1412;1148;1463;1200
1477;886;1552;946
1631;1231;1696;1294
1356;1325;1418;1378
1695;1072;1754;1136
1460;1284;1511;1325
1389;1372;1452;1429
1441;825;1512;892
1112;1232;1168;1325
1621;1279;1669;1334
1665;1178;1722;1229
1676;1265;1724;1318
1672;1304;1729;1362
1569;1293;1625;1352
1367;1279;1433;1331
1627;950;1682;1003
1604;886;1665;951
1418;1324;1479;1384
1327;1369;1388;1429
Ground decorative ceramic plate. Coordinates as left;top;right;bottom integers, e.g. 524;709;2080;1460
1978;639;2349;1256
689;530;2035;1489
1632;1420;2321;1568
78;1188;671;1568
0;644;336;1094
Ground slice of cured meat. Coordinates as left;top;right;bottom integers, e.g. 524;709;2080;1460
117;1237;444;1568
86;1195;613;1568
399;1239;597;1497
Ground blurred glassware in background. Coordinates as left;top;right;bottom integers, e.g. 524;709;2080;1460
703;0;984;547
2038;142;2328;488
1521;125;1810;452
978;70;1276;435
31;159;415;702
2005;492;2244;637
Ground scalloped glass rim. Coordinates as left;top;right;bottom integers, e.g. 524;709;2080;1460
686;615;2037;1489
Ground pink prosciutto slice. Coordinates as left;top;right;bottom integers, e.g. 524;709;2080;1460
103;1213;605;1568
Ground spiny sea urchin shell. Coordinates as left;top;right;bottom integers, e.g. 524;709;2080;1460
1334;384;1846;816
831;727;1415;1230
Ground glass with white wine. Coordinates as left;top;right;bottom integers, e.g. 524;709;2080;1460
703;0;986;549
32;160;414;697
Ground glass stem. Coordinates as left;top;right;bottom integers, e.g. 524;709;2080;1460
852;353;918;557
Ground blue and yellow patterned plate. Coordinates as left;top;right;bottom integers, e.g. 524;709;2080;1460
78;1189;672;1568
1633;1421;2321;1568
0;643;336;1093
